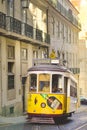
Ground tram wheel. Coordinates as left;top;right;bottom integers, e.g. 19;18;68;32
53;117;67;124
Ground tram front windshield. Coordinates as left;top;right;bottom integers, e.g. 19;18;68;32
29;73;63;93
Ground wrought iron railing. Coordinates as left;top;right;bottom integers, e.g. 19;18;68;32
36;28;43;42
0;12;50;45
69;68;80;74
10;17;21;34
6;16;21;34
0;12;6;29
25;24;33;38
48;0;81;30
43;32;50;44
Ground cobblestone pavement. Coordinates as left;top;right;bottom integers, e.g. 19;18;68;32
0;105;87;125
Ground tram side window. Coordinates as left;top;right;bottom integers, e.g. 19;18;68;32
70;86;77;97
52;74;62;93
70;81;77;97
29;74;37;92
38;73;50;92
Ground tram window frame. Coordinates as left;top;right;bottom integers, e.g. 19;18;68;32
29;74;37;92
64;77;68;94
38;73;50;92
52;74;63;93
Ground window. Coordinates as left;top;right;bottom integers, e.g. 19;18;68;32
0;44;1;60
62;52;65;60
52;17;55;35
8;62;15;89
41;50;47;58
8;75;14;89
8;62;14;72
57;21;60;38
8;46;15;59
62;23;64;38
52;74;62;93
33;50;38;59
70;80;77;97
64;77;68;93
57;50;60;58
7;0;14;17
38;74;50;92
66;27;68;42
65;25;67;42
69;29;71;43
21;48;27;60
29;74;37;92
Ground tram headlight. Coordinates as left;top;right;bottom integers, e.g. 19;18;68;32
41;102;46;108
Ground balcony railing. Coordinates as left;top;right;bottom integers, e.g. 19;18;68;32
36;29;43;42
0;12;6;29
0;12;50;45
48;0;81;30
69;68;80;74
6;16;21;34
25;24;33;38
43;32;50;44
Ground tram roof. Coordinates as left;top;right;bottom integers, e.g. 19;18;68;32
28;64;71;73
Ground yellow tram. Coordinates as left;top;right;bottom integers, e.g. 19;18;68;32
27;59;78;122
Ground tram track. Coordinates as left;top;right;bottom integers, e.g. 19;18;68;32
31;124;62;130
27;117;68;130
27;117;55;124
74;122;87;130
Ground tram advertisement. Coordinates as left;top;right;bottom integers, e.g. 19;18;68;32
28;93;64;114
40;94;62;110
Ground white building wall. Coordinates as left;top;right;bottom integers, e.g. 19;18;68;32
48;6;79;69
0;37;7;115
0;61;1;113
79;40;87;98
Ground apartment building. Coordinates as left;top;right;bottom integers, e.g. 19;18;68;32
47;0;81;105
47;0;81;69
79;40;87;98
71;0;87;99
0;0;81;116
0;0;50;116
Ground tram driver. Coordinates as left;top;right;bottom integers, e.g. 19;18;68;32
42;82;50;92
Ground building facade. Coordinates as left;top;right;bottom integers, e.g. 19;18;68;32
79;40;87;98
0;0;80;116
70;0;87;98
47;0;81;70
0;0;50;116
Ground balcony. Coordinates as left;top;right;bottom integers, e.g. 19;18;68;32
25;24;33;38
0;12;50;46
69;68;80;74
47;0;81;30
43;32;50;44
0;12;6;29
36;29;43;42
6;16;21;34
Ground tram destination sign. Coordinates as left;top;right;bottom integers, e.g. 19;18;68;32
33;58;60;65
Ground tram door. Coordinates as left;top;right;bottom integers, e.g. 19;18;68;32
64;77;68;112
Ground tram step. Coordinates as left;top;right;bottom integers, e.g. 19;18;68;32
28;117;55;124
